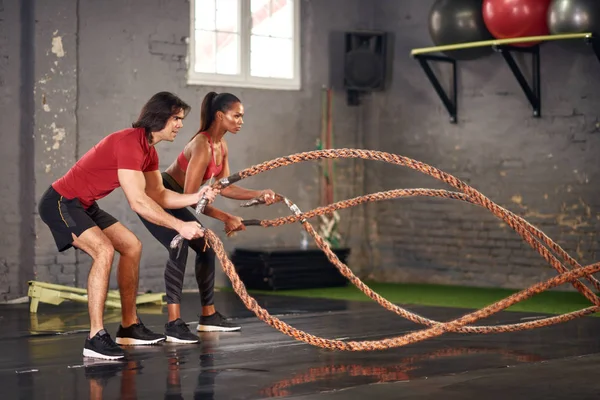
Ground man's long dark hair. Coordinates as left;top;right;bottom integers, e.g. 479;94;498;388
132;92;191;141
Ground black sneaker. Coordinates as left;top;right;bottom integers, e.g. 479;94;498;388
83;329;125;360
197;312;241;332
165;318;200;344
115;321;166;345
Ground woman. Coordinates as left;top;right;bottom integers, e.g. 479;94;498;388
139;92;276;344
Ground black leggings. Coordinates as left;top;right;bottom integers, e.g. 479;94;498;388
138;172;215;306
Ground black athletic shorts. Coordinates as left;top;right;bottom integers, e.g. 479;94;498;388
38;186;118;252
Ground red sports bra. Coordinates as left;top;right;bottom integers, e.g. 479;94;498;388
177;132;224;181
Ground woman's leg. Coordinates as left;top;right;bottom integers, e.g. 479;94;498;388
137;213;188;321
138;212;200;343
189;238;216;315
189;237;241;332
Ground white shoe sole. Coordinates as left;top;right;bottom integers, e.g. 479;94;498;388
197;324;241;332
165;335;199;344
83;348;125;360
115;337;165;346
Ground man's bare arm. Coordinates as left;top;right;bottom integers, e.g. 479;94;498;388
143;170;213;210
118;169;185;231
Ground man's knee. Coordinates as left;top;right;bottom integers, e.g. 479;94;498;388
72;228;115;263
114;233;142;258
95;242;115;264
102;223;143;257
128;236;142;256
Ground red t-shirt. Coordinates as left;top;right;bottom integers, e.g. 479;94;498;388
52;127;159;208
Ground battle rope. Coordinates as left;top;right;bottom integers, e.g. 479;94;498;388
171;149;600;350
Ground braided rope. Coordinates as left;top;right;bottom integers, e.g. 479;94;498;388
256;189;599;333
199;149;599;349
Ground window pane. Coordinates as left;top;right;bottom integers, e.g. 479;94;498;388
250;36;270;77
216;0;239;33
251;0;271;36
251;0;270;12
216;32;239;75
195;0;215;31
271;0;293;39
195;30;216;73
251;0;293;38
268;37;293;78
250;36;293;78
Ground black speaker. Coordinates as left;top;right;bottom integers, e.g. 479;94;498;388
343;31;391;92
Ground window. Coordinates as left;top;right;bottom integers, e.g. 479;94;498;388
188;0;301;90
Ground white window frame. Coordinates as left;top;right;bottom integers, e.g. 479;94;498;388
187;0;301;90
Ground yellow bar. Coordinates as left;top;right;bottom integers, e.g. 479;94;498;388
28;280;88;295
411;33;592;56
27;280;165;311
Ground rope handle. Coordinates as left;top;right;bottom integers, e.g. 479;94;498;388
240;193;284;208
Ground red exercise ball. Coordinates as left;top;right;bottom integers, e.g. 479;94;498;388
482;0;552;46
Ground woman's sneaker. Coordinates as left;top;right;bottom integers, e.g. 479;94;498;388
83;329;125;360
165;318;200;344
115;321;166;345
197;312;241;332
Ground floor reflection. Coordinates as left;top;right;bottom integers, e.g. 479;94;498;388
259;346;545;397
4;292;600;399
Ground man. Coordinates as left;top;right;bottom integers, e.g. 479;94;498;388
38;92;218;360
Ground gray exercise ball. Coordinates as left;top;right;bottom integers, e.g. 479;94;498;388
548;0;600;34
428;0;494;61
548;0;600;53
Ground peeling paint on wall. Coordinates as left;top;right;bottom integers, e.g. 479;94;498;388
49;122;66;149
506;194;592;231
51;35;65;58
